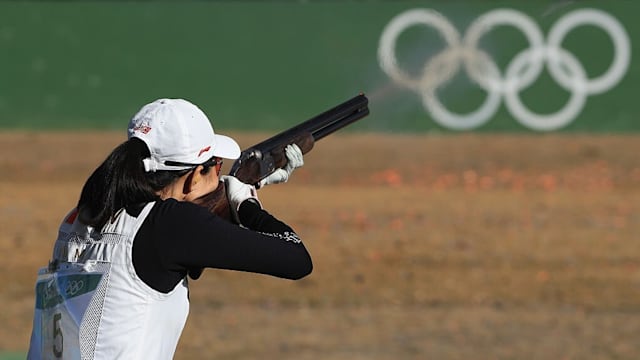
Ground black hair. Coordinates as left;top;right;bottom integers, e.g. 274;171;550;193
77;137;191;229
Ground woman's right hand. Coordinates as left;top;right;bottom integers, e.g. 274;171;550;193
221;175;262;223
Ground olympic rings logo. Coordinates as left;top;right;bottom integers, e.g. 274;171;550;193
378;8;631;131
64;279;85;297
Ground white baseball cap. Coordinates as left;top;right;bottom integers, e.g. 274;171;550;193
128;98;241;172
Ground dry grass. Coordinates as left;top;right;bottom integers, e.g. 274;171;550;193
1;132;639;359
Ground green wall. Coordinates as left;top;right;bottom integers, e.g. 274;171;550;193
0;1;637;132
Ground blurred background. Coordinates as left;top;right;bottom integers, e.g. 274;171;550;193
0;0;637;132
1;1;639;359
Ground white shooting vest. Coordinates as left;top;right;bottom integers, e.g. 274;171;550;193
27;203;190;360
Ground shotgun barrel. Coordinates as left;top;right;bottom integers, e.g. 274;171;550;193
242;94;368;156
228;94;369;184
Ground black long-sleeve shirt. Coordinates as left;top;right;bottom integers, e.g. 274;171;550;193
127;199;312;293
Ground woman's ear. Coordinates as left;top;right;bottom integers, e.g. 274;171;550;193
183;165;221;202
182;166;204;195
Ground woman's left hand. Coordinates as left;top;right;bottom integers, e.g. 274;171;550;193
258;144;304;188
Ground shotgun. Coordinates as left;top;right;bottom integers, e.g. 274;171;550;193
194;93;370;220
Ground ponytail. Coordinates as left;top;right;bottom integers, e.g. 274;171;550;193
77;137;190;229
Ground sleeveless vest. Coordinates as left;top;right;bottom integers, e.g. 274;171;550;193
28;203;189;360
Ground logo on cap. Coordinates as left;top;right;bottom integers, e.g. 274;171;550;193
133;125;152;134
198;146;211;157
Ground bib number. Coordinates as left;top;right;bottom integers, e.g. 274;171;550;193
52;313;63;357
34;269;103;359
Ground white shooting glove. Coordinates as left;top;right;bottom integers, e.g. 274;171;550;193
258;143;304;188
222;175;262;224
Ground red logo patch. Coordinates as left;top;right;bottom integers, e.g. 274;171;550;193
198;146;211;157
133;125;152;134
